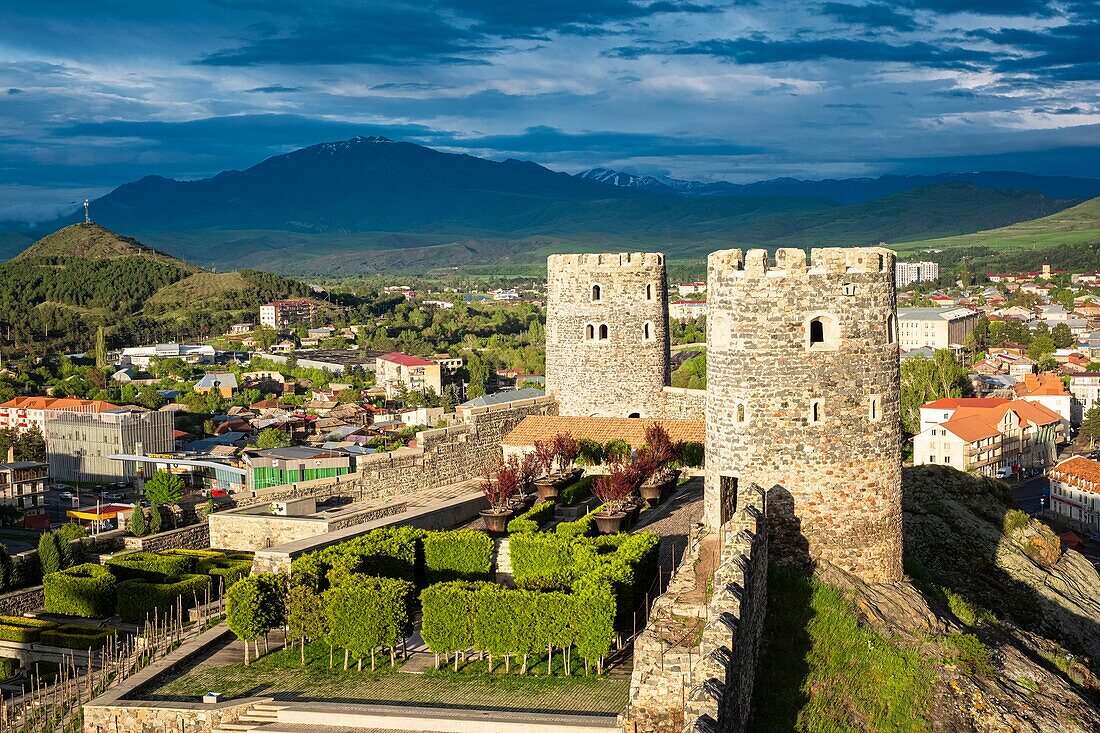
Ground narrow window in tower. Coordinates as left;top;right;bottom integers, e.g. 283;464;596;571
869;395;881;422
809;319;825;345
591;284;602;302
643;322;652;340
585;323;595;340
887;314;897;343
736;403;746;424
810;399;823;424
842;283;856;296
806;314;838;350
599;323;609;340
645;283;653;300
877;254;885;271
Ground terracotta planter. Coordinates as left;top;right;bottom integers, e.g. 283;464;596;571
594;511;626;534
536;480;560;502
640;483;663;506
480;509;513;534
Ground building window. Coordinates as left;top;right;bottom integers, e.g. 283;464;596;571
643;322;653;340
598;323;609;341
810;399;824;424
869;395;881;422
736;403;747;424
887;314;897;343
645;283;653;300
591;284;602;302
585;323;595;340
806;314;839;350
842;283;856;296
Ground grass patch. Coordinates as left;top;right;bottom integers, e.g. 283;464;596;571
751;566;936;733
943;633;994;676
1002;509;1030;535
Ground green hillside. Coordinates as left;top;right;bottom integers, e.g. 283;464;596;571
15;222;193;268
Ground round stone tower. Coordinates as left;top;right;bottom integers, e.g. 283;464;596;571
704;246;902;582
545;252;670;417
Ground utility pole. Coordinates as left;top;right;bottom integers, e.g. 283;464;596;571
83;200;90;224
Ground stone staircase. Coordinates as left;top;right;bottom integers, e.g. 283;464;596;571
493;536;513;583
214;702;289;732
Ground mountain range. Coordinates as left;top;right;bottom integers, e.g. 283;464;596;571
5;135;1099;273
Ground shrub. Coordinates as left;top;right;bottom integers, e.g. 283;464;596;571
944;633;994;676
162;549;225;561
419;582;487;665
575;439;604;468
106;552;195;582
559;476;595;506
0;545;13;591
677;441;704;468
293;526;423;592
1003;509;1030;535
603;439;631;463
0;657;17;680
37;532;64;575
129;505;147;536
40;625;117;650
148;505;163;534
510;533;576;583
422;530;493;585
555;506;602;539
116;574;210;623
43;564;117;618
204;559;253;592
506;501;556;534
0;616;58;642
325;577;415;665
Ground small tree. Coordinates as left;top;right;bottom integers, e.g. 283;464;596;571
14;426;46;463
129;504;147;536
482;457;522;514
1083;406;1100;447
37;531;63;575
144;471;185;506
255;428;291;450
287;583;328;667
593;461;640;515
550;433;579;476
0;545;14;591
148;505;163;534
533;440;554;478
575;439;604;468
226;575;267;666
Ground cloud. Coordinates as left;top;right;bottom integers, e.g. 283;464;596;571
447;125;765;157
244;84;301;93
7;88;22;94
821;3;920;32
897;0;1057;17
441;0;719;37
969;22;1100;81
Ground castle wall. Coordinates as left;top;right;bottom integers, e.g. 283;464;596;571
545;253;673;418
704;247;903;582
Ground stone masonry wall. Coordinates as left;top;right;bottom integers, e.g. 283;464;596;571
208;503;405;551
705;247;903;583
122;523;210;553
626;484;768;733
0;586;44;616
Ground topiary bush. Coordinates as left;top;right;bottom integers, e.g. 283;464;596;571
162;549;225;561
559;476;595;506
507;501;557;534
0;616;58;643
43;564;117;618
37;531;64;575
0;657;17;680
292;526;424;592
419;581;488;667
203;559;253;593
40;625;117;650
422;530;493;585
116;574;210;623
555;505;602;539
510;533;576;583
106;552;195;582
325;576;415;667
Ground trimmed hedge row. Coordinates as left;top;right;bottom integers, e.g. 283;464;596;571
203;559;254;591
420;581;615;670
117;574;211;624
327;576;415;661
422;530;493;585
43;564;117;618
40;625;117;650
0;616;57;643
506;500;556;534
559;476;595;506
555;504;603;539
0;657;16;680
106;552;194;582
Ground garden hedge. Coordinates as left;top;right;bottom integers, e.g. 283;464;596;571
559;477;595;506
509;533;576;585
326;576;415;661
294;526;423;592
203;559;253;592
40;625;117;650
161;549;226;561
106;552;195;582
43;564;117;618
555;505;603;539
506;500;556;534
0;657;17;680
422;530;493;585
419;581;487;662
117;574;210;623
0;616;58;643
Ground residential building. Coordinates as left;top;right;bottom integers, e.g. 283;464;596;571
119;343;215;368
0;458;48;519
0;397;118;435
669;300;708;321
677;281;707;297
1069;372;1100;425
1013;372;1072;429
1048;456;1100;532
913;398;1062;477
897;307;980;350
259;300;316;329
194;372;238;398
244;446;355;491
227;323;253;335
422;300;454;309
895;261;940;288
375;352;442;399
492;289;520;301
433;355;465;377
46;408;175;483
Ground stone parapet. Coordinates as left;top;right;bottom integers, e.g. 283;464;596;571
123;523;210;553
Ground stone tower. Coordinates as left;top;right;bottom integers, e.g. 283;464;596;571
545;252;671;417
704;247;902;582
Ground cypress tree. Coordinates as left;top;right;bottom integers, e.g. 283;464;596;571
129;504;147;537
37;531;62;576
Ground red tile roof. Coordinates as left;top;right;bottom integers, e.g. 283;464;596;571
1014;372;1068;397
378;352;436;367
922;397;1009;410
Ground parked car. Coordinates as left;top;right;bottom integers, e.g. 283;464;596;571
995;467;1014;479
101;492;123;501
58;491;73;500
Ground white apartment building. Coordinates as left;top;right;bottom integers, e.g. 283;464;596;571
895;261;940;288
897;307;980;351
1069;372;1100;425
259;300;316;329
120;343;216;369
677;282;707;297
1048;456;1100;533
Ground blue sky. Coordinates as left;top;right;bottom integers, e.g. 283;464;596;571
1;0;1098;220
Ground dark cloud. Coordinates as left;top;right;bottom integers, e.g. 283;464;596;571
448;125;765;157
7;88;22;94
897;0;1057;17
970;22;1100;80
820;3;920;32
369;82;451;92
243;84;301;93
442;0;718;36
614;36;994;69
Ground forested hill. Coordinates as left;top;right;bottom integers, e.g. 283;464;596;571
0;223;314;357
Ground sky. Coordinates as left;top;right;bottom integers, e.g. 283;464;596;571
0;0;1098;220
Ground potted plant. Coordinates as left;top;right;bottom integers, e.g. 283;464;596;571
532;440;559;501
592;461;639;534
480;456;522;533
551;433;582;482
639;424;682;505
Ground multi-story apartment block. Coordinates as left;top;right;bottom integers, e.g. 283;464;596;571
259;300;317;329
45;407;175;483
0;397;118;435
1013;372;1072;429
676;281;707;297
895;261;940;288
375;352;443;399
0;458;48;519
913;398;1062;477
1048;456;1100;533
897;307;980;351
1069;372;1100;425
119;343;216;368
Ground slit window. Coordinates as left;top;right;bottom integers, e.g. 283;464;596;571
810;400;823;424
887;314;897;343
736;403;746;424
591;284;602;302
645;283;653;300
869;395;881;422
643;322;653;340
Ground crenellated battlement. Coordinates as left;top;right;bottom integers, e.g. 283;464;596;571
708;246;895;279
548;252;665;270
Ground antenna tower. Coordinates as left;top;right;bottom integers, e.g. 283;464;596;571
83;200;90;224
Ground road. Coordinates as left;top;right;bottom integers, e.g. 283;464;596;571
1009;475;1050;515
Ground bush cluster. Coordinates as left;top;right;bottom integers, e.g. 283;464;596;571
43;564;117;618
506;500;556;534
117;574;211;623
40;625;117;650
555;504;604;539
559;476;595;506
0;657;17;680
327;577;416;664
0;615;57;643
106;552;194;582
422;529;493;585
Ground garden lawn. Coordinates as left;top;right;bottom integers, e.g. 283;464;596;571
140;640;629;715
751;566;935;733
